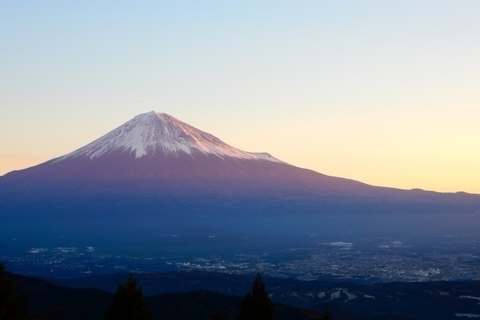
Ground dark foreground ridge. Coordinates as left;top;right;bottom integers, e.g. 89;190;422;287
7;270;328;320
8;270;480;320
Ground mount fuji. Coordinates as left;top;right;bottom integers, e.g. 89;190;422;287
1;111;479;207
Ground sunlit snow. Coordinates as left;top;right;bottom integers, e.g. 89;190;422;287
56;111;283;163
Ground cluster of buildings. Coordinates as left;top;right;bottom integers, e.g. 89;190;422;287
2;242;480;283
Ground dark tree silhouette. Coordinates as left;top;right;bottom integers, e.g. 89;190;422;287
210;313;224;320
105;274;153;320
237;272;274;320
321;305;333;320
0;263;30;320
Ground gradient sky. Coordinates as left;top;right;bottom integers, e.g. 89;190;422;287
1;1;479;193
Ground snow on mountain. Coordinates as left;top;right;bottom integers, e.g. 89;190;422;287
248;152;284;163
56;111;282;163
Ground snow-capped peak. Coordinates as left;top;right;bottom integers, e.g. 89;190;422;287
56;111;283;163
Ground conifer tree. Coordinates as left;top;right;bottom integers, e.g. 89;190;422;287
105;274;153;320
0;263;30;320
238;272;274;320
321;305;333;320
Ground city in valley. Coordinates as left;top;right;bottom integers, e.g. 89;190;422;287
3;236;479;283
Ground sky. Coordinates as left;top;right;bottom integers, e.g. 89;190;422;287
1;1;479;193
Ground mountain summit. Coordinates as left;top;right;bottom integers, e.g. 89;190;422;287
57;111;281;162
